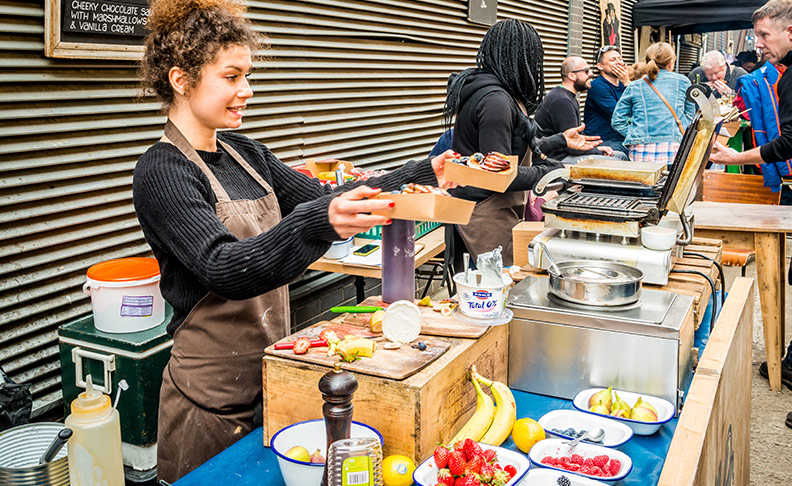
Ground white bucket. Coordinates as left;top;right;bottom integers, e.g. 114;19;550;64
453;271;513;319
83;258;165;334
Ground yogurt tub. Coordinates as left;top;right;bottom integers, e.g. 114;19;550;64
453;271;513;319
323;237;353;259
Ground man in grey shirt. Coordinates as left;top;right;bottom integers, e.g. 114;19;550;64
688;50;748;97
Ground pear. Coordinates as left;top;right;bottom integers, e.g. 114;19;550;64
633;397;658;415
630;406;658;422
309;449;326;464
285;445;311;462
587;387;613;412
589;403;610;415
610;392;632;419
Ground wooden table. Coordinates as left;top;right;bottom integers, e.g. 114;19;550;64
307;227;446;302
690;201;792;391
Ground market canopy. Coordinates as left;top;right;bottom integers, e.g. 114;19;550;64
632;0;767;34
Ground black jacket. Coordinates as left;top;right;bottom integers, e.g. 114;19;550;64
450;70;565;201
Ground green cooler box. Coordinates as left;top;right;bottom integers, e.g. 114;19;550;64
58;306;173;471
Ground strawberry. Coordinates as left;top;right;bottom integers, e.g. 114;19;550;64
448;450;467;477
491;469;511;486
570;454;584;465
462;439;484;462
583;457;596;468
434;445;451;469
592;455;610;468
453;441;465;453
437;468;455;486
483;448;498;463
608;458;622;476
456;474;481;486
504;464;517;479
466;454;485;475
292;337;311;354
479;463;495;482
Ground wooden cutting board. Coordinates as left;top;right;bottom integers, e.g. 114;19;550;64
264;320;450;380
341;297;489;338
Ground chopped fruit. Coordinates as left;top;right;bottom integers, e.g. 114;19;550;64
336;337;376;358
504;464;517;479
417;296;432;306
369;310;385;333
292;337;311;354
433;445;451;469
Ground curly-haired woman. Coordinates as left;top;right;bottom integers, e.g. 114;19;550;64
134;1;455;480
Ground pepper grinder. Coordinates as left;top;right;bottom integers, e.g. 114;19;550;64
319;362;358;486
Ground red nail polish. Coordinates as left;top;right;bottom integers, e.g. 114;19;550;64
389;202;395;208
386;219;393;224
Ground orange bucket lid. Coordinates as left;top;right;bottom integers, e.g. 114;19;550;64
86;257;160;282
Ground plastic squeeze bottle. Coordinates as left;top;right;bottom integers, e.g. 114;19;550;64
65;375;125;486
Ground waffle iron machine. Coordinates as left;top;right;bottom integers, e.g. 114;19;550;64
527;85;723;285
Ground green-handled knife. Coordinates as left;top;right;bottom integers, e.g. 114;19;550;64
330;306;383;313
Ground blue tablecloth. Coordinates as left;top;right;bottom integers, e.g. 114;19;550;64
176;292;720;486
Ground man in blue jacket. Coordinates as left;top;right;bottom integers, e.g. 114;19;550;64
710;0;792;430
711;1;792;205
584;45;632;156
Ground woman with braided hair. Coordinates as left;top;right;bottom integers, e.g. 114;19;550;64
135;0;456;480
444;18;601;265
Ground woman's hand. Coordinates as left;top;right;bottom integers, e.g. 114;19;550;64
563;124;601;151
597;145;615;157
430;150;461;190
328;186;392;239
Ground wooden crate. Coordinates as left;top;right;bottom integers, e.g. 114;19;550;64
262;325;508;464
659;277;753;486
511;236;722;330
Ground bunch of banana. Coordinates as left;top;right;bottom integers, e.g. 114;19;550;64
449;365;517;446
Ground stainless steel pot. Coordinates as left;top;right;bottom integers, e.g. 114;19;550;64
548;260;643;306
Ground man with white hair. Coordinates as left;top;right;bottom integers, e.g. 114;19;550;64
688;50;748;96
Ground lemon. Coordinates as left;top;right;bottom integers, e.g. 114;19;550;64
382;454;415;486
284;445;310;462
511;417;546;453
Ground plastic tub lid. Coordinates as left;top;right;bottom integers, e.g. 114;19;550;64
86;257;160;282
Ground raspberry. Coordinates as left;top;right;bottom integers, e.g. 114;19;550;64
592;455;609;468
589;466;603;477
559;456;571;465
570;454;584;465
540;456;555;465
579;466;592;475
566;463;581;472
583;458;596;468
609;458;622;476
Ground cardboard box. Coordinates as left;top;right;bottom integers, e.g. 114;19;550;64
444;155;519;192
512;221;547;267
262;324;509;463
372;193;475;225
304;158;354;177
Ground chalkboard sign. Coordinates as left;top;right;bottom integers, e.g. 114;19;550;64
45;0;149;59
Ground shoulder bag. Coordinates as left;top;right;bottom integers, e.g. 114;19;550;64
644;77;685;135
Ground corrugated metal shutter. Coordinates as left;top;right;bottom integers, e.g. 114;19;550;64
0;0;570;417
620;0;636;64
678;44;699;76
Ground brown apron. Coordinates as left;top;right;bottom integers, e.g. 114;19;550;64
456;152;533;267
156;121;290;482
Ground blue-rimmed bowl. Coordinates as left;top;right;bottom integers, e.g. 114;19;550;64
413;443;530;486
270;419;383;486
572;388;675;435
538;409;633;447
529;438;632;482
523;468;610;485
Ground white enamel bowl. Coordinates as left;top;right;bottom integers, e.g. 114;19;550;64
573;388;675;436
641;225;677;251
270;419;383;486
523;468;610;485
413;443;530;486
539;409;633;447
529;439;632;482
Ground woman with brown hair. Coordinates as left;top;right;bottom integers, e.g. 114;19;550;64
134;0;455;480
612;42;696;163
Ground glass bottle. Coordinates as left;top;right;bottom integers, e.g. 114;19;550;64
326;437;383;486
382;219;415;303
